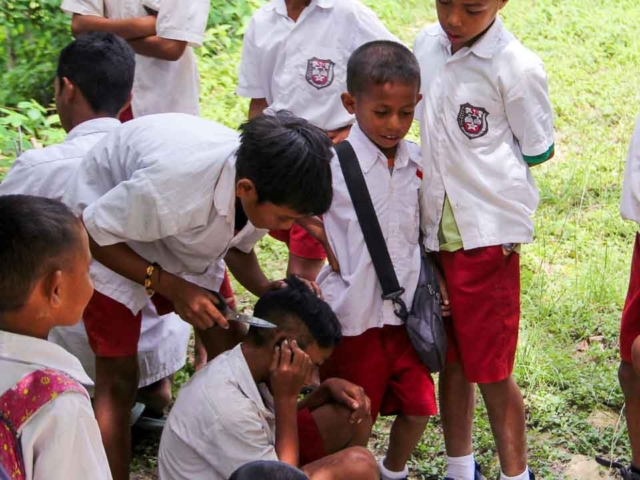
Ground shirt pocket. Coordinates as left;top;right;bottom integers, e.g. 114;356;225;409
447;83;505;148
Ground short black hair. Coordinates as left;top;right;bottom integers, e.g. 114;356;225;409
229;461;309;480
236;111;333;216
346;40;421;96
57;32;135;117
0;195;82;314
248;276;342;349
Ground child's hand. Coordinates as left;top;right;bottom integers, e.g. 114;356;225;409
162;276;229;330
435;268;451;317
270;340;314;401
295;217;340;273
322;378;371;424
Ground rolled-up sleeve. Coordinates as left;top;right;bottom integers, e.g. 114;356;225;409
155;0;210;47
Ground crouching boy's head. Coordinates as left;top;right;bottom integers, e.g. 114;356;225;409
246;276;342;369
235;111;334;231
56;32;135;133
0;195;93;339
342;41;422;159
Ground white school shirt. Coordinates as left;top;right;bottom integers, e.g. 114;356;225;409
62;113;267;314
61;0;210;117
414;18;555;251
0;331;112;480
158;344;278;480
237;0;397;131
317;124;422;336
621;114;640;225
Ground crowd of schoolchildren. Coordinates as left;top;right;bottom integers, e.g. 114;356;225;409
2;1;640;480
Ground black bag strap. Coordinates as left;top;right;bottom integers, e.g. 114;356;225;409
334;141;408;320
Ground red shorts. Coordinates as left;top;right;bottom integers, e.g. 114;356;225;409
297;408;326;465
270;224;326;261
319;325;436;421
440;246;521;384
621;234;640;363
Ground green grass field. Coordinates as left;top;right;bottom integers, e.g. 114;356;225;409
2;1;640;478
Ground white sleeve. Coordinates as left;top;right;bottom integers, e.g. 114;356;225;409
60;0;104;16
352;3;400;49
29;395;112;480
236;19;267;99
504;61;555;163
0;154;38;196
155;0;210;47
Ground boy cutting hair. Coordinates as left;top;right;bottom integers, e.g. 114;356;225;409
62;110;334;480
414;1;555;479
159;276;377;480
0;195;110;480
315;40;437;480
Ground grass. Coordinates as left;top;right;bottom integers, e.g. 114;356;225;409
2;0;639;478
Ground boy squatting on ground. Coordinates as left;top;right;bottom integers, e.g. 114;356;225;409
159;277;378;480
414;1;555;479
0;195;110;480
237;0;397;281
61;0;209;118
61;110;334;480
313;41;437;480
0;32;189;425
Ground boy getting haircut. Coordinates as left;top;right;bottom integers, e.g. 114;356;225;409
159;277;377;480
414;1;555;479
61;111;333;480
0;195;110;480
314;40;436;480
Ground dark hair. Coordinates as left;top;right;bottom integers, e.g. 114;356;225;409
57;32;135;116
229;461;309;480
347;40;421;96
236;111;334;216
0;195;82;314
249;276;342;349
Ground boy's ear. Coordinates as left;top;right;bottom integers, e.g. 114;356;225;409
59;77;77;104
236;178;258;200
499;0;509;9
43;269;64;310
341;92;357;115
417;93;423;105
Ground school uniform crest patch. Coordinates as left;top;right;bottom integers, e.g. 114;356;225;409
305;57;335;90
457;103;489;139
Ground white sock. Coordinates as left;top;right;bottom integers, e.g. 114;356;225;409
500;468;530;480
378;457;409;480
446;454;476;480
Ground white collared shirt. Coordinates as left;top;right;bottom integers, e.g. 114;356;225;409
62;113;267;314
317;124;422;336
0;118;120;199
414;18;555;251
0;330;111;480
61;0;210;117
158;344;278;480
237;0;397;131
622;114;640;225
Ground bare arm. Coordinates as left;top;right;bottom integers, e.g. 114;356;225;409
71;13;156;40
224;247;284;297
128;36;187;61
248;98;269;119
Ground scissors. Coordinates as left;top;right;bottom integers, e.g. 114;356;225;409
209;290;276;329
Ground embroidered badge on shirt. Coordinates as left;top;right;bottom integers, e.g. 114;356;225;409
305;57;335;90
457;103;489;139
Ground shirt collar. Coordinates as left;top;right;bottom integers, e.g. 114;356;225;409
213;154;238;220
266;0;335;16
227;344;273;414
426;16;504;59
0;330;94;386
65;117;121;142
346;123;412;175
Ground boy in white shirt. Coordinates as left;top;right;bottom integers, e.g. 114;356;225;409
159;277;377;480
61;0;210;118
0;195;110;480
414;1;555;479
316;41;436;480
237;0;397;281
62;110;334;480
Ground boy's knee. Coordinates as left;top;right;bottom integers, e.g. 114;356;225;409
343;446;378;476
96;356;139;402
619;361;640;394
400;414;430;427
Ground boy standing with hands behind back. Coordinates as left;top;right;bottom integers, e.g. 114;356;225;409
414;1;555;479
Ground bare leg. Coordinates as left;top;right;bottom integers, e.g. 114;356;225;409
384;414;429;471
287;253;325;282
94;355;139;480
196;321;248;361
478;376;527;476
440;362;475;457
137;375;173;415
620;361;640;467
311;402;373;452
193;330;208;371
303;446;379;480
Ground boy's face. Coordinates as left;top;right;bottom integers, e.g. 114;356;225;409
236;179;307;231
342;82;422;157
436;0;508;52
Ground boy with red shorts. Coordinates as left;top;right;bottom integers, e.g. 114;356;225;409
414;1;555;479
618;114;640;480
237;0;396;280
317;41;436;480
